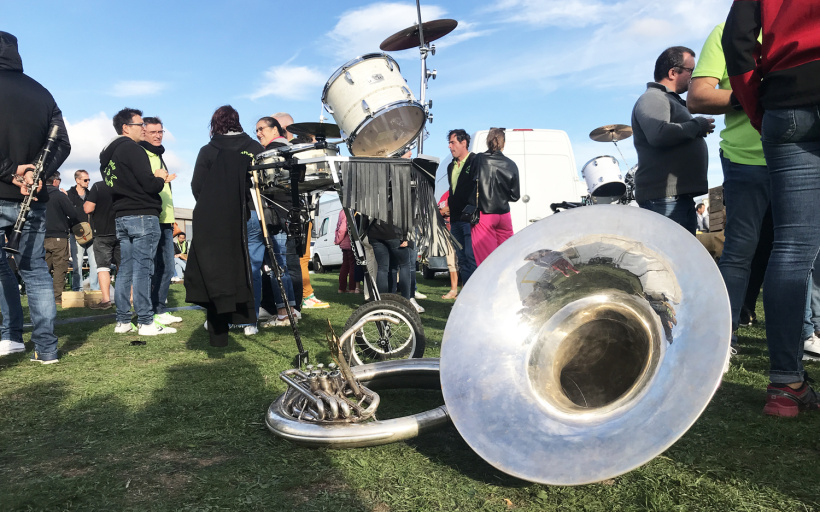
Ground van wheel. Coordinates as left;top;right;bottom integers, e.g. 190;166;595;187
313;255;325;273
422;264;436;280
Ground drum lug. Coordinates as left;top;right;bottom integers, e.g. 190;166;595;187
361;99;371;115
345;70;354;84
401;86;413;100
385;58;394;72
323;103;334;115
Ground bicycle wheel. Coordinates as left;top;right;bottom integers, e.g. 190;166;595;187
342;299;426;365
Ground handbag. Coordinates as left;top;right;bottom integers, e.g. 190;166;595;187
72;222;93;245
459;182;481;226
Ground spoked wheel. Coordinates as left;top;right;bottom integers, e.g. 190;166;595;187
342;299;425;366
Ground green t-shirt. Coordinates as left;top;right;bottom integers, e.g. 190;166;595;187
450;152;471;193
144;149;176;224
692;22;765;166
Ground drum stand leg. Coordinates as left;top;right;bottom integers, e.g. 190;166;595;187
251;171;309;367
343;206;379;302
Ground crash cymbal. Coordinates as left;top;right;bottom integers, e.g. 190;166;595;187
379;19;458;52
589;124;633;142
287;122;341;139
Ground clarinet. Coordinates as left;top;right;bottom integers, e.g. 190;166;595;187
4;125;61;254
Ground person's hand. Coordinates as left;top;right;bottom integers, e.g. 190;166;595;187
439;205;450;216
17;169;42;198
154;168;169;181
399;241;408;248
165;173;177;183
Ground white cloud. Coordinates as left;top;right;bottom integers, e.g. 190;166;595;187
327;2;448;58
249;64;327;101
487;0;628;27
110;80;167;97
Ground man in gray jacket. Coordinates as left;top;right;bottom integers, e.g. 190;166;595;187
631;46;715;234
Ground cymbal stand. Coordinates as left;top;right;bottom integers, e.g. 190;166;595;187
415;0;435;155
612;140;630;168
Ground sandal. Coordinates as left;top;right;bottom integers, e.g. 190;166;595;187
441;290;458;300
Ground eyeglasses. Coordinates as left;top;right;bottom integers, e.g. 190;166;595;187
146;130;165;136
127;122;145;127
676;66;694;74
80;179;90;183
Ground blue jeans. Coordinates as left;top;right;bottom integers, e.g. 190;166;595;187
802;258;820;339
269;232;296;309
371;238;411;300
174;258;186;278
0;202;57;359
450;220;476;284
638;194;697;235
150;223;174;314
247;210;265;315
761;105;820;384
115;215;160;326
717;154;771;332
72;238;99;291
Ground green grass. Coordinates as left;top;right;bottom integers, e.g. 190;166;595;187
1;274;819;511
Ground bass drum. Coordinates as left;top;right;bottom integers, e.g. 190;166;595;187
342;298;425;366
581;155;626;201
322;53;426;157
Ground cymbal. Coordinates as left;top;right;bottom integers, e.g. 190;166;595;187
589;124;633;142
379;19;458;52
287;122;341;139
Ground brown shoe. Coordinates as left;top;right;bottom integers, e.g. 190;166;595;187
89;301;112;310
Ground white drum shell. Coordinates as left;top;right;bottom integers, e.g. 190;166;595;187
581;156;626;198
323;53;425;157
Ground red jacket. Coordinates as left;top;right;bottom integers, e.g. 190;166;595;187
723;0;820;130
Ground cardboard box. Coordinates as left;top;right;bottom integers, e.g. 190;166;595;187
61;291;84;308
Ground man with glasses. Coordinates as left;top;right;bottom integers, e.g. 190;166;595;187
631;46;715;234
140;116;181;327
100;108;174;336
67;169;98;293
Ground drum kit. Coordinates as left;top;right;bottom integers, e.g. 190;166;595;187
259;1;729;490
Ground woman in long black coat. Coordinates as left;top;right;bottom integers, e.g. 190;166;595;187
184;105;264;346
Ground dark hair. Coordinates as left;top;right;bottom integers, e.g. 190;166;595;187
486;128;506;152
209;105;243;137
113;108;143;135
48;172;61;185
73;169;88;180
177;232;186;238
653;46;695;82
143;116;163;127
696;203;705;209
257;116;284;138
447;129;470;147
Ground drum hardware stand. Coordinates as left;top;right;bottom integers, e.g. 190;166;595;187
251;170;309;367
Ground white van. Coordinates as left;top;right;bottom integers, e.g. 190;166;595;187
471;129;587;233
310;192;343;272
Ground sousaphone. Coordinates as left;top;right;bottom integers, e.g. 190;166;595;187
440;205;731;485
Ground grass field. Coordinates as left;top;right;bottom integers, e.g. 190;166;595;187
1;272;819;511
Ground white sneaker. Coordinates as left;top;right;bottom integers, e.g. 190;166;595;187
258;307;274;322
264;317;291;327
154;312;182;325
203;320;208;330
414;291;427;300
804;334;820;361
409;298;425;314
138;322;177;335
292;309;302;320
0;340;25;356
115;322;135;334
244;325;258;336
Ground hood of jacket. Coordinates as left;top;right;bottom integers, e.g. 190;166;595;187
211;133;259;154
99;136;131;167
0;32;23;72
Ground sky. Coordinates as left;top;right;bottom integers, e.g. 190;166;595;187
3;0;734;209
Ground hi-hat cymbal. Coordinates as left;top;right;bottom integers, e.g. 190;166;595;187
380;19;458;52
287;122;341;139
589;124;633;142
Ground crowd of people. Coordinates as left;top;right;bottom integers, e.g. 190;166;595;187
2;0;820;418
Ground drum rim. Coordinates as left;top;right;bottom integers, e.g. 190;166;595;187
581;155;620;170
322;52;402;103
346;101;426;157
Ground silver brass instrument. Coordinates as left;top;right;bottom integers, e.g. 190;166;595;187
440;204;731;485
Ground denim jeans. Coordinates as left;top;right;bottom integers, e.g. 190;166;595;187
247;210;265;315
0;201;57;359
269;231;296;309
150;223;174;315
450;220;476;284
72;238;99;291
802;258;820;339
115;215;160;326
761;105;820;384
371;238;411;300
174;258;187;278
638;194;697;235
717;154;771;332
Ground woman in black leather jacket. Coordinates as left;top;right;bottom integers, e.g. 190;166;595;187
471;128;520;266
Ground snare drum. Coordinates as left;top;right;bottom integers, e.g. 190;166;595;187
292;143;339;191
581;156;627;199
322;53;426;157
252;144;340;193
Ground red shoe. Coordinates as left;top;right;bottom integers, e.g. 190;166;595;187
763;383;820;417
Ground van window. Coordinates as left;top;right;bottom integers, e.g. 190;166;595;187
319;218;329;237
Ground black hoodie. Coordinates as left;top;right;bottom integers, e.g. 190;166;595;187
99;136;165;218
0;31;71;202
